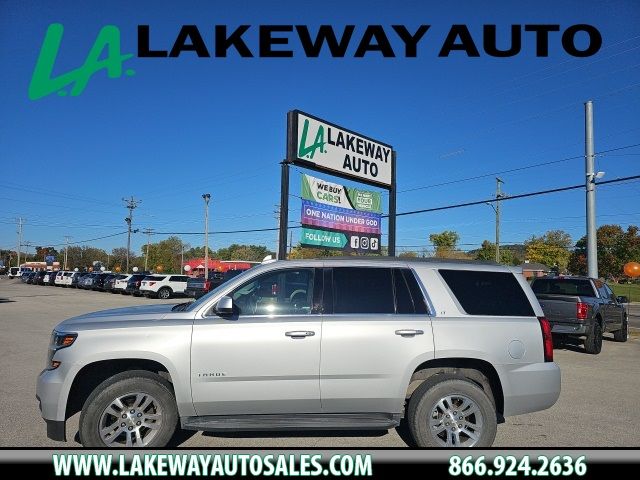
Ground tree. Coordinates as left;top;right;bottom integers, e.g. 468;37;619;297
474;240;517;265
214;244;275;262
288;245;344;259
429;230;460;258
183;246;213;260
142;236;184;273
525;230;573;272
399;251;418;258
569;224;640;280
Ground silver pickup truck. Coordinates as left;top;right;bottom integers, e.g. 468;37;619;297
531;276;628;354
37;258;560;448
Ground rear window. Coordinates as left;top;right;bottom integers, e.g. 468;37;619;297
439;269;534;317
531;278;595;297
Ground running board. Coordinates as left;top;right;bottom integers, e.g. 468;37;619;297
181;413;401;432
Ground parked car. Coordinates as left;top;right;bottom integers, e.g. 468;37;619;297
531;275;628;354
140;274;188;299
91;273;112;291
37;258;560;448
103;274;126;292
124;274;148;296
71;272;88;288
44;271;59;286
32;271;47;285
185;269;249;299
112;274;132;294
9;266;33;278
22;271;36;283
79;273;101;290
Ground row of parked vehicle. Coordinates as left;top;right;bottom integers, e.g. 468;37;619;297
18;268;250;299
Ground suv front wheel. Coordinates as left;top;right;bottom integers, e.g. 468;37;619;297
407;375;497;447
79;370;177;448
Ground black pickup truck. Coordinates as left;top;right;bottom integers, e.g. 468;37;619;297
184;269;249;299
530;276;628;354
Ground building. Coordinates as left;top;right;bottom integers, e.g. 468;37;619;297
519;261;550;279
182;259;258;277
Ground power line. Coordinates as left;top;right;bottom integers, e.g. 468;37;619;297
396;143;640;194
391;174;640;218
37;231;128;247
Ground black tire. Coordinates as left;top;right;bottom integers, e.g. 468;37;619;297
613;316;628;342
584;321;603;354
407;374;497;448
79;370;177;448
157;287;172;300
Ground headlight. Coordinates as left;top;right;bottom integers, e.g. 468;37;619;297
46;331;77;370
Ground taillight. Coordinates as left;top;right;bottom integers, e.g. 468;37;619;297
538;316;553;362
576;302;588;320
204;281;211;291
136;280;141;287
149;282;156;286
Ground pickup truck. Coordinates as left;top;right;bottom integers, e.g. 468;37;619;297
37;258;560;448
530;276;628;354
185;269;248;299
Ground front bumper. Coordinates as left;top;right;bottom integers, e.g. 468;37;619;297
36;365;72;442
499;362;561;417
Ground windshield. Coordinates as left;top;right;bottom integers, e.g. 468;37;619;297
184;268;255;312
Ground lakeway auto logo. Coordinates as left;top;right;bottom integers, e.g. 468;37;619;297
29;24;134;100
29;22;602;100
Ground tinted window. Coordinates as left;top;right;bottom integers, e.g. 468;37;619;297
230;268;315;316
531;278;595;297
403;269;429;314
169;276;188;282
394;269;414;314
440;269;534;317
333;267;394;314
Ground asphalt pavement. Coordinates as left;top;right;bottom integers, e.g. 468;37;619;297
1;278;639;448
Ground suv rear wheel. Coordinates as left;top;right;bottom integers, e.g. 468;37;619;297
79;370;177;448
407;374;497;447
157;287;172;300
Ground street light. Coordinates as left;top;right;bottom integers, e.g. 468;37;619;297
202;193;211;280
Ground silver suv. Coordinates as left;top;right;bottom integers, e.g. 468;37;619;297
37;258;560;448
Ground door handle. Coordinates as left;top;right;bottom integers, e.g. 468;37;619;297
285;330;315;339
395;329;424;337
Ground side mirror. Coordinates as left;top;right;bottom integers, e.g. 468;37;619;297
617;296;629;304
215;296;234;316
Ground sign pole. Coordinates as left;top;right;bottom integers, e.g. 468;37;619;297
278;161;290;260
388;150;397;257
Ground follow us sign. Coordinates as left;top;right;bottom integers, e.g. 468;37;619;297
301;227;381;254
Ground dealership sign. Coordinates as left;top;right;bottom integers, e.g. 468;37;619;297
290;111;394;187
300;174;381;254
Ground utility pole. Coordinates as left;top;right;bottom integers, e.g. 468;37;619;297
288;230;293;255
585;100;598;278
202;194;211;279
122;196;141;273
180;241;184;274
143;228;154;272
16;217;24;267
495;178;504;263
63;236;71;270
274;204;281;258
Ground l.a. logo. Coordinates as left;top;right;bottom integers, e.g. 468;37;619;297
298;119;326;160
29;23;134;100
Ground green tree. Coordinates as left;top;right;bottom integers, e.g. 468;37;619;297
214;244;275;262
142;236;184;273
429;230;460;258
474;240;517;265
524;230;573;272
569;224;640;280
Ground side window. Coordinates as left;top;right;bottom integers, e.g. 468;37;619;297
333;267;394;314
603;284;614;300
230;268;315;316
439;269;535;317
402;269;429;314
169;276;188;282
595;281;609;299
394;269;414;314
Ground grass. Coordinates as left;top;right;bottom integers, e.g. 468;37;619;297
610;283;640;303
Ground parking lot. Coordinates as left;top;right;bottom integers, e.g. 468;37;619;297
1;278;639;448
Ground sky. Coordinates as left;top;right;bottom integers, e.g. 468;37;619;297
1;0;639;261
